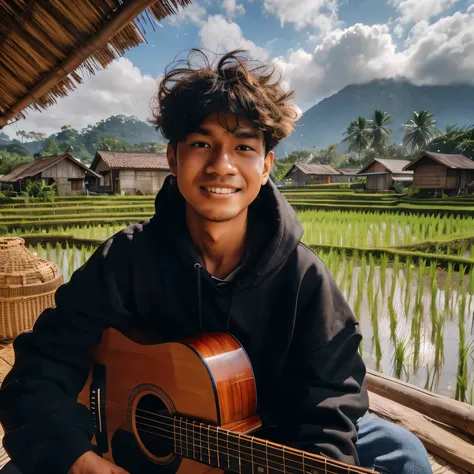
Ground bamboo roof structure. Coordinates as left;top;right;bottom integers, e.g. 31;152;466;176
0;0;191;128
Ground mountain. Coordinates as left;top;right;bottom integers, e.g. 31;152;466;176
277;78;474;156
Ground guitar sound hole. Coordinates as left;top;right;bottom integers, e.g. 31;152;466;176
135;394;173;458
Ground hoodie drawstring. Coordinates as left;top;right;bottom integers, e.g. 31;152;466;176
194;263;202;331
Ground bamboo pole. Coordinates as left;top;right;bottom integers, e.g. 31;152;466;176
0;0;181;127
369;392;474;473
366;369;474;437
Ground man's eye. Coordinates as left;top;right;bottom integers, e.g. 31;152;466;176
237;145;254;151
191;142;210;148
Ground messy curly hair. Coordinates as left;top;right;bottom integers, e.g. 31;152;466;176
152;49;298;154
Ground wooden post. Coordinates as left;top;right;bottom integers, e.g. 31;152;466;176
366;369;474;437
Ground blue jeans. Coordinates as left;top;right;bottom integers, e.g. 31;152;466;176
356;417;432;474
0;418;433;474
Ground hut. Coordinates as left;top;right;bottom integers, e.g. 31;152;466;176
0;238;63;340
90;151;171;195
357;158;413;191
281;164;341;186
0;153;100;196
403;151;474;193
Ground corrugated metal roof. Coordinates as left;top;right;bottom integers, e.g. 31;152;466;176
404;151;474;170
358;158;412;175
94;152;170;170
338;168;359;175
294;164;340;175
0;153;100;183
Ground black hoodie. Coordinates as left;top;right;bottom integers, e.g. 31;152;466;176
0;176;368;474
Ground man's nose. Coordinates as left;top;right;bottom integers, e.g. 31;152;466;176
205;146;238;175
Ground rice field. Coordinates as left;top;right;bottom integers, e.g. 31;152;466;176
13;201;474;404
299;210;474;250
29;239;474;404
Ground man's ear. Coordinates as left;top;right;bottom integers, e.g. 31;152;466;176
261;151;275;185
167;143;177;176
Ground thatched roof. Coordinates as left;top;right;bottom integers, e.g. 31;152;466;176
0;152;100;182
0;0;191;128
91;151;170;170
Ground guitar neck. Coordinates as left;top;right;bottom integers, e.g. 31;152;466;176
172;417;374;474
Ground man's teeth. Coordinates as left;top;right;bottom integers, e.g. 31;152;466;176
204;187;237;194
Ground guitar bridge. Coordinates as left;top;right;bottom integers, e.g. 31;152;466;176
90;364;108;453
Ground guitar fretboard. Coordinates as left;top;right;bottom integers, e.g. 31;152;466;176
172;417;373;474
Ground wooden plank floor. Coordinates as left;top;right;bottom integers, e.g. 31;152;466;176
0;341;466;473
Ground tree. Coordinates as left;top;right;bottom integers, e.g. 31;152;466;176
342;117;371;167
426;126;474;160
15;130;28;143
43;136;61;155
368;109;392;154
402;110;442;154
0;132;10;145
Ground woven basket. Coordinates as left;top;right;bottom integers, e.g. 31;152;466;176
0;237;63;340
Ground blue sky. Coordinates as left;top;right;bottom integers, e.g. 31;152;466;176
5;0;474;137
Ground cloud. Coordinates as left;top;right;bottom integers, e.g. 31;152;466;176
263;0;339;36
274;23;406;109
274;9;474;110
199;15;268;60
390;0;458;36
3;58;158;138
168;2;206;27
403;11;474;85
222;0;246;18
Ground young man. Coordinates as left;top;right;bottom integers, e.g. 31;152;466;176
0;50;431;474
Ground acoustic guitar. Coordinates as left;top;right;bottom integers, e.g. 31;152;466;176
78;329;377;474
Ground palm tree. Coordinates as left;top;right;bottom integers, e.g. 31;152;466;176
368;109;392;154
342;117;371;168
402;110;442;153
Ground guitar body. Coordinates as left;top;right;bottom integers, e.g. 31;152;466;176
78;329;376;474
78;329;260;474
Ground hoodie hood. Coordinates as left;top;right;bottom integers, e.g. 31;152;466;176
152;174;304;287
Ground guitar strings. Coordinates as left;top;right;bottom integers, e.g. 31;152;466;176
134;420;361;474
105;401;374;474
99;400;371;474
135;416;327;473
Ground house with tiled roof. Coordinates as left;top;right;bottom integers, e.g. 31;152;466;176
403;151;474;193
357;158;413;191
90;151;171;195
0;153;100;195
281;163;341;186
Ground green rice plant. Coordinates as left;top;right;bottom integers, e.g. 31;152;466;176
371;289;382;371
346;255;354;300
455;292;473;402
393;338;410;380
445;262;453;318
367;254;375;315
380;253;389;298
416;258;426;312
404;258;413;318
411;302;423;373
430;261;439;344
388;293;398;347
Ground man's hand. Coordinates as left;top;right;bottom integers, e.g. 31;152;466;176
68;451;130;474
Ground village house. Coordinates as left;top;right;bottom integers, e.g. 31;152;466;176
331;168;359;184
89;151;171;195
357;158;413;191
403;151;474;194
0;152;100;195
281;163;342;186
